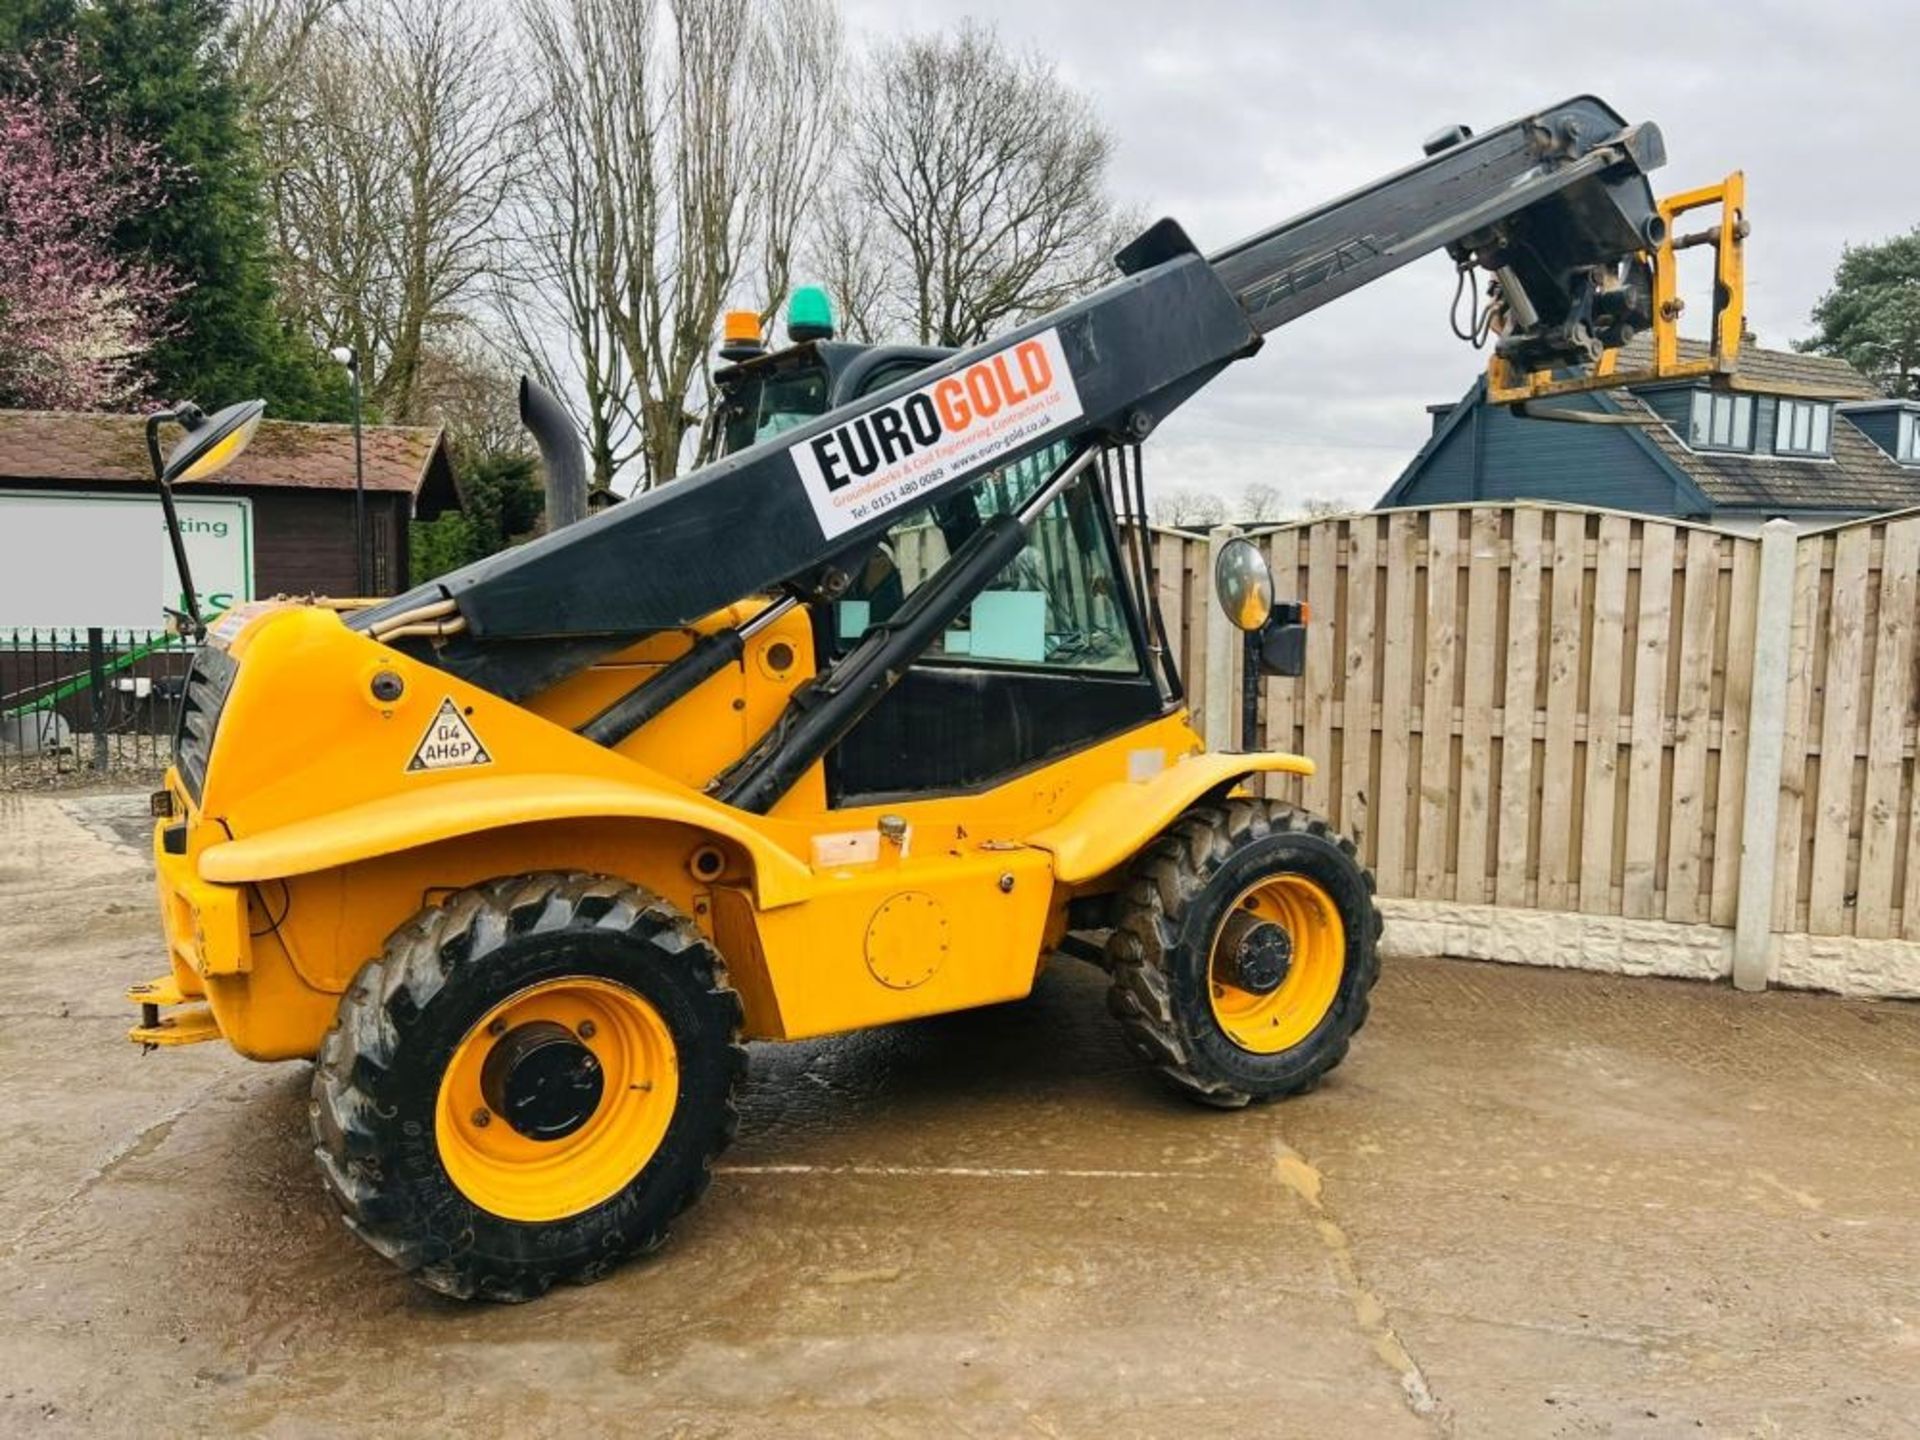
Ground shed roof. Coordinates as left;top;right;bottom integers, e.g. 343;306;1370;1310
0;410;458;515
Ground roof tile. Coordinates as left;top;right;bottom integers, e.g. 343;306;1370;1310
1615;391;1920;512
0;410;445;496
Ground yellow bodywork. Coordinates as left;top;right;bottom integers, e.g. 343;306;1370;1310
136;601;1311;1060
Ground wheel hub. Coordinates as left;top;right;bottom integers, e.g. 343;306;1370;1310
1219;909;1293;995
480;1020;604;1141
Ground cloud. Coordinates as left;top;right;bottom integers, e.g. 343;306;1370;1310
842;0;1920;509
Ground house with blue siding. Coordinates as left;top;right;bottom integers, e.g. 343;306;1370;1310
1381;338;1920;530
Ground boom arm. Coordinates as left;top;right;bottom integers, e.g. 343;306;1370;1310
357;94;1671;700
1194;95;1664;342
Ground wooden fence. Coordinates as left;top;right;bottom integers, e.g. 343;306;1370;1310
1148;502;1920;951
1776;515;1920;940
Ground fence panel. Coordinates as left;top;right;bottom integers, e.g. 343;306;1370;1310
1457;508;1501;905
1742;511;1920;940
1415;511;1460;900
1665;529;1719;923
1376;512;1418;895
1709;538;1760;927
1808;527;1871;932
1579;514;1631;915
1540;510;1586;910
1149;503;1775;929
1622;521;1675;919
1148;502;1920;940
1854;520;1917;937
1341;514;1381;858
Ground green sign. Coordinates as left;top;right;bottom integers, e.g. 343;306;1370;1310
0;489;254;631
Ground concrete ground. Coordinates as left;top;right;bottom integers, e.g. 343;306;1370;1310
2;791;1918;1439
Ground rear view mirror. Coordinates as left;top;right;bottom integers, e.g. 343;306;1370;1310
145;397;266;639
1213;536;1274;632
162;399;266;485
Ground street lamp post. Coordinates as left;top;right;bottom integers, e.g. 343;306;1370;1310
331;346;368;594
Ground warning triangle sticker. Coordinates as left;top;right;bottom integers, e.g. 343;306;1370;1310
406;698;492;772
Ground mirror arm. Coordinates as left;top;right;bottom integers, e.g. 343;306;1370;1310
147;410;205;640
1241;626;1261;751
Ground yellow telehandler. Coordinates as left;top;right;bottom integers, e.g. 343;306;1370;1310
130;96;1743;1299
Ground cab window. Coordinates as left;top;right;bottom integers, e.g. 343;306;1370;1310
716;362;831;456
835;443;1139;674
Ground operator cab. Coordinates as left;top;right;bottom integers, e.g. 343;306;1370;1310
705;291;1172;805
700;294;952;466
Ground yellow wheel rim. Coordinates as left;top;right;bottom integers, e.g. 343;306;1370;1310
1207;874;1345;1054
436;977;678;1223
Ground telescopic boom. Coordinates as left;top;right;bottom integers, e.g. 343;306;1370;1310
357;94;1671;699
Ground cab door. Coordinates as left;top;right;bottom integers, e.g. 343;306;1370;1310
823;447;1168;805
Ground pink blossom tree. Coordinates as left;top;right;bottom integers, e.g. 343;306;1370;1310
0;46;182;410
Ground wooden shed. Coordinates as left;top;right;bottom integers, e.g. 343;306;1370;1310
0;410;458;601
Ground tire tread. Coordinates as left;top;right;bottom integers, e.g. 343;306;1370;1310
1104;801;1381;1107
310;871;746;1303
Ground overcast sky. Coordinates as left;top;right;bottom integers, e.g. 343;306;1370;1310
840;0;1919;512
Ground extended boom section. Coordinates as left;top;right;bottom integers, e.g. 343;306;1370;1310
357;94;1668;700
1203;95;1664;343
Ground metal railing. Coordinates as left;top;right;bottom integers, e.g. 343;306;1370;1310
0;628;194;788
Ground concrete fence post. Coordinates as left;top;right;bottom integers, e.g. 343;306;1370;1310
1732;518;1799;991
1203;525;1240;750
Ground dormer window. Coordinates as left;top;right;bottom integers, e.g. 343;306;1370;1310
1775;398;1833;457
1689;390;1753;451
1900;411;1920;464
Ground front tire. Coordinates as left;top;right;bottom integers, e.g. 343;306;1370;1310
1106;800;1380;1108
310;872;744;1302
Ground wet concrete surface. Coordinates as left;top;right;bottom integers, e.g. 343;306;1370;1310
2;790;1918;1438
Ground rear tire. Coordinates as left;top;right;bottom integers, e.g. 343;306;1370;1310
310;872;744;1302
1105;800;1380;1107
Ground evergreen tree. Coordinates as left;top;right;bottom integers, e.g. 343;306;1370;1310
409;451;541;582
1800;229;1920;399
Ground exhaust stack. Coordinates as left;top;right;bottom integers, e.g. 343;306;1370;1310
519;377;589;532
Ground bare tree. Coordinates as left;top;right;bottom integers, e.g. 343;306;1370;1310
1237;481;1285;522
845;23;1122;347
1149;485;1228;528
509;0;840;491
804;187;888;344
495;0;645;491
745;0;842;325
258;0;524;422
411;336;529;461
492;199;638;492
229;0;343;100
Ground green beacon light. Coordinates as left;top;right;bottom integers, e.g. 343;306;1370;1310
787;286;835;343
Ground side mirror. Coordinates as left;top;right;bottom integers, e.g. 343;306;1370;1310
146;398;266;640
160;399;266;486
1213;536;1274;631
